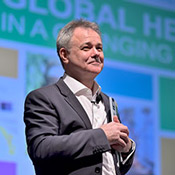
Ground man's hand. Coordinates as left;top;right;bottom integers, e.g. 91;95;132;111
101;116;132;153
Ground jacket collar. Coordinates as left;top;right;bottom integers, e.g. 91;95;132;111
55;77;111;128
56;77;92;129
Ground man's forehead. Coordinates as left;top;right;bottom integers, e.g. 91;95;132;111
71;27;102;43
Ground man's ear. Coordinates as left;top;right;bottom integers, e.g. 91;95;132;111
59;48;69;64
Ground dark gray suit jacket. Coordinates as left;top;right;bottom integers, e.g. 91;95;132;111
24;78;134;175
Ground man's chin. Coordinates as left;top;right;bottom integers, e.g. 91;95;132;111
88;69;102;76
89;65;103;71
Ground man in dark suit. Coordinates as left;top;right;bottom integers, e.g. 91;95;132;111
24;19;135;175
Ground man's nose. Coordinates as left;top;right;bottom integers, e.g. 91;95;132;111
91;47;100;57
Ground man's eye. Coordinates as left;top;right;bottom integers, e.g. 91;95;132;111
82;47;90;51
97;47;103;51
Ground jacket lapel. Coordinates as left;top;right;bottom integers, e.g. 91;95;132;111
101;93;111;123
56;78;92;129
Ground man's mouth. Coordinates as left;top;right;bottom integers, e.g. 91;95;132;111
87;57;102;64
95;57;101;63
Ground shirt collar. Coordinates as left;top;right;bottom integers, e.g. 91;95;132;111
63;73;101;100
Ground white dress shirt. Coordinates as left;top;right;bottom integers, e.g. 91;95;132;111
63;73;135;175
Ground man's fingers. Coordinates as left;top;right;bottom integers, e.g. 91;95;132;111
121;126;129;136
113;115;120;123
114;138;126;148
120;132;130;143
113;117;130;136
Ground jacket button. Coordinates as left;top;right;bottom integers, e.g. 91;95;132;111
95;167;101;173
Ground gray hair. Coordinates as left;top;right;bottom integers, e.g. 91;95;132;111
56;19;102;66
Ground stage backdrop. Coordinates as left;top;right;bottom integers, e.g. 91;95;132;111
0;0;175;175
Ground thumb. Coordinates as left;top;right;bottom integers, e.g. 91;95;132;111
113;116;120;123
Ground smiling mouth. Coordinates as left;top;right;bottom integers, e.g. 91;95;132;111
88;57;102;64
95;57;101;63
88;61;102;65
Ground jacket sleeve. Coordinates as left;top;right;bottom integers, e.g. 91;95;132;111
24;88;111;164
119;141;136;175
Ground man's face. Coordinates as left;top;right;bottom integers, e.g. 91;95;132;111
63;27;104;80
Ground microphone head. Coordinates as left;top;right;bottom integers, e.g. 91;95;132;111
96;94;102;104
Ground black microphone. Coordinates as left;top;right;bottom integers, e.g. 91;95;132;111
91;93;102;104
96;94;102;104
